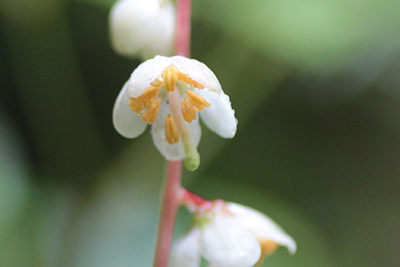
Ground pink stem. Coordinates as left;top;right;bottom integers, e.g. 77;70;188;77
153;1;192;266
153;161;184;267
175;0;192;57
180;189;209;212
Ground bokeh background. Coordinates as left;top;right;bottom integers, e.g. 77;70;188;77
1;0;400;266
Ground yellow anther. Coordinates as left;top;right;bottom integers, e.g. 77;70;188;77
141;86;160;99
163;65;178;93
139;97;161;124
186;90;210;112
177;72;205;89
181;98;198;122
256;240;279;265
151;76;164;87
129;86;160;112
165;114;179;144
129;86;161;124
129;101;146;113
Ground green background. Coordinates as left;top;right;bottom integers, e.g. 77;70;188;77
0;0;399;266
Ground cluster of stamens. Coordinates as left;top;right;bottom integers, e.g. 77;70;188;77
128;65;210;145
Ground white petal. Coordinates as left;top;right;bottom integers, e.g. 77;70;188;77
113;82;148;138
197;89;237;138
227;203;297;254
152;101;201;161
141;3;175;59
170;228;202;267
200;216;261;267
109;0;175;58
127;55;171;98
171;56;222;93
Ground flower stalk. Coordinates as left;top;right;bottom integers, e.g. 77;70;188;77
153;0;193;266
153;161;184;267
176;0;192;57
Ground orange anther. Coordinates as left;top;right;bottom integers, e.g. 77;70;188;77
129;101;146;113
177;72;205;89
140;97;161;124
150;77;164;87
163;65;178;93
261;240;279;255
256;240;279;265
140;86;160;99
129;86;160;114
186;90;210;112
129;86;161;124
165;114;179;144
181;98;198;123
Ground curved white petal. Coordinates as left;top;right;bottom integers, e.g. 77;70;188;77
109;0;175;58
113;82;148;138
127;56;171;98
171;56;222;93
227;203;297;254
152;101;201;161
170;228;202;267
197;89;237;138
200;215;261;267
186;115;202;149
141;3;175;59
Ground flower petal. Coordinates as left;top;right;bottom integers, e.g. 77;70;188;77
197;89;237;138
113;82;148;138
109;0;175;59
171;56;222;93
170;228;202;267
127;55;171;98
152;101;201;160
227;203;297;254
200;215;261;267
140;3;175;59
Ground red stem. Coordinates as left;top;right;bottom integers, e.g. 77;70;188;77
153;161;184;267
181;189;209;212
153;1;192;266
175;0;192;57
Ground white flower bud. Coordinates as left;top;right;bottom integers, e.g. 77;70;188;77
109;0;176;59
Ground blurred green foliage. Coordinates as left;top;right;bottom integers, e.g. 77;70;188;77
0;0;400;266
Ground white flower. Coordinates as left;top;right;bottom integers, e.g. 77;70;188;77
113;55;237;168
171;202;296;267
109;0;175;59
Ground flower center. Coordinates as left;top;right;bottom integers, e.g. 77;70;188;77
128;64;210;144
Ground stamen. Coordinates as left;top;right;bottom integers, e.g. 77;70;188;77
186;90;210;112
129;86;160;113
140;86;160;99
150;77;164;87
163;65;178;93
139;97;161;124
129;86;161;124
256;240;279;265
261;240;279;256
181;98;198;122
165;114;179;144
177;72;205;89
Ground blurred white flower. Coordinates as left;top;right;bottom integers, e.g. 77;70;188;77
171;202;296;267
109;0;175;59
113;55;237;165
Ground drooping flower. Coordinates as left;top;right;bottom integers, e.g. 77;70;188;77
109;0;175;59
171;201;296;267
113;55;237;170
